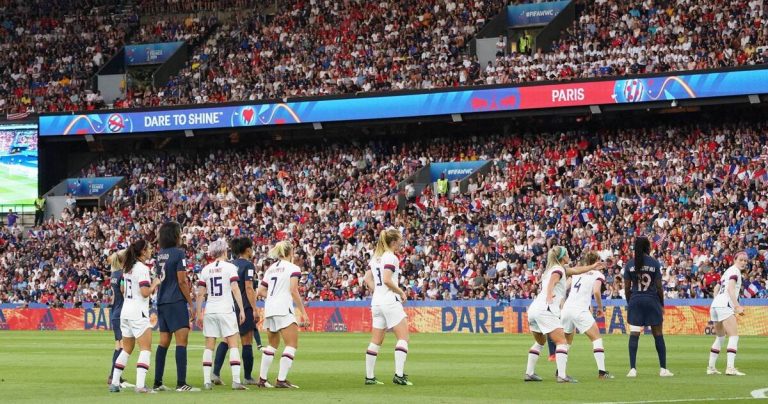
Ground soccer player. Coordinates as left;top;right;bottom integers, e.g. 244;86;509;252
196;239;248;390
624;236;673;377
525;246;604;383
109;240;161;393
707;251;748;376
561;251;613;379
256;241;309;389
107;249;134;388
363;228;412;386
212;237;264;385
153;222;199;392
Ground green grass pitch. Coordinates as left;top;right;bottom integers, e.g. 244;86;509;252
0;332;765;403
0;171;36;205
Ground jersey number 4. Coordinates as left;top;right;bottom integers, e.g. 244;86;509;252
572;278;582;293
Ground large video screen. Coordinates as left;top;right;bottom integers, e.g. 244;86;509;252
0;123;38;205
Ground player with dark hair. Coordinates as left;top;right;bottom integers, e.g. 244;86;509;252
106;249;134;389
212;237;264;385
624;236;673;377
153;221;199;392
109;239;161;393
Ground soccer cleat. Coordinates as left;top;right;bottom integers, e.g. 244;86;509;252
392;374;413;386
275;379;300;388
365;377;384;385
203;383;213;390
725;367;746;376
557;375;578;383
659;368;674;377
598;371;614;379
244;378;259;385
524;374;543;382
120;379;135;388
548;354;556;362
135;387;157;394
211;374;224;385
707;367;722;375
175;384;201;392
153;384;170;392
626;368;637;378
255;378;274;388
232;382;248;390
107;377;112;385
109;384;121;393
257;345;264;352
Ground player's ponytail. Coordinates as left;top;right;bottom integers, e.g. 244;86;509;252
546;246;568;269
373;228;402;258
269;240;293;261
110;250;127;273
633;236;650;270
123;239;148;274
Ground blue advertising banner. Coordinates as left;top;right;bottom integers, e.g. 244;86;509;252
125;42;184;65
65;177;123;197
507;0;571;27
39;67;768;136
429;161;488;182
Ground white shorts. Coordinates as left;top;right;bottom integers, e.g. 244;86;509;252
371;303;407;330
264;313;297;333
527;306;562;334
710;306;734;323
561;308;595;334
120;317;151;339
203;312;239;338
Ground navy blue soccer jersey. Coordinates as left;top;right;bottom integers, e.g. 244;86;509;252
232;258;255;311
623;256;662;297
156;247;187;305
110;270;123;321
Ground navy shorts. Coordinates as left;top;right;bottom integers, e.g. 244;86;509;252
237;307;255;336
157;301;190;333
111;318;122;341
628;295;663;327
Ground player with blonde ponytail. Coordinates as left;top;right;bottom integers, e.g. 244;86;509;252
363;228;412;386
524;246;605;383
255;241;309;388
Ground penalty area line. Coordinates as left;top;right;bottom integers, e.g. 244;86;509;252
586;397;761;404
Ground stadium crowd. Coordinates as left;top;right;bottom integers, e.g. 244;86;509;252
2;0;766;113
1;120;767;306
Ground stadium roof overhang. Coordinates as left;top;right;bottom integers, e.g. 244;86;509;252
37;65;768;140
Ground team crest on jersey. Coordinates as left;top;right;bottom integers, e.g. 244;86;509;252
324;308;347;332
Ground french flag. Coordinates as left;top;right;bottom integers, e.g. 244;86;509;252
727;164;739;176
743;282;762;298
752;167;767;182
580;209;594;223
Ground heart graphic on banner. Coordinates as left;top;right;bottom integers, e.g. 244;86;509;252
242;108;255;123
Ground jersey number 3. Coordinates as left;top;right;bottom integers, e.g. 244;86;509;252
374;269;383;286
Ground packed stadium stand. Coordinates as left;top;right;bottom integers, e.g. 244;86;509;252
3;109;768;305
2;0;766;113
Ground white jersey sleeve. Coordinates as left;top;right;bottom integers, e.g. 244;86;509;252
262;260;301;317
121;262;151;320
199;260;239;314
711;266;742;308
563;271;604;311
370;252;402;306
531;265;567;311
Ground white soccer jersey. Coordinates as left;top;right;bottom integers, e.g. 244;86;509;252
370;251;402;306
261;260;301;317
563;270;605;312
531;265;567;311
121;262;151;320
711;265;742;308
198;260;239;314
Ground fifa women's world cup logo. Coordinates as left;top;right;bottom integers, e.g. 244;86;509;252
612;77;697;104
